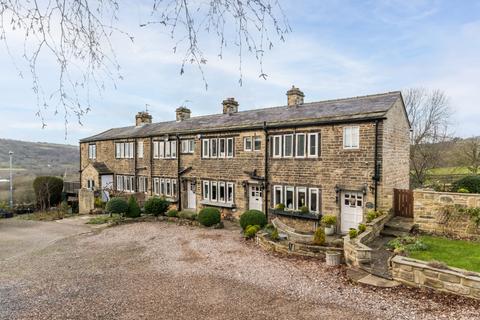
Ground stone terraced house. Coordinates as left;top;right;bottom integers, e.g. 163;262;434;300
79;87;410;234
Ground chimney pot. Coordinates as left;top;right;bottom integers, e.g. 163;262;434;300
286;85;305;106
222;97;239;114
135;111;152;126
176;106;191;122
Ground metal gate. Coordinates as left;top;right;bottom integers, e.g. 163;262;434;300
393;188;414;218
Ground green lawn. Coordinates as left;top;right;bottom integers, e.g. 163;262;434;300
428;166;471;175
409;236;480;273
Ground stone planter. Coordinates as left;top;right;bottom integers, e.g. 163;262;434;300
325;251;342;266
324;225;335;236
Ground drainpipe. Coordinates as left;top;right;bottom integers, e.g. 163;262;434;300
149;137;153;197
263;121;269;221
374;120;380;211
134;139;138;192
176;134;182;211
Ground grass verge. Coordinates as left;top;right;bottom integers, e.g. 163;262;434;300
18;211;74;221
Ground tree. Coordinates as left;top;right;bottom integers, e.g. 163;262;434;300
460;137;480;175
403;88;452;187
0;1;289;134
33;176;64;210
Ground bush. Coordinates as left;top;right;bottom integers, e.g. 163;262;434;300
197;207;221;227
270;228;279;241
239;210;267;230
178;210;197;220
166;209;178;217
313;227;326;245
275;203;285;210
349;229;358;239
387;236;428;253
33;176;64;210
452;175;480;194
358;223;367;234
244;225;260;239
457;188;470;193
299;206;309;214
321;214;337;226
366;211;377;223
126;196;141;218
106;197;129;214
144;197;169;216
94;197;106;209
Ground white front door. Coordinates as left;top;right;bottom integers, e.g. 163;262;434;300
101;175;114;202
249;185;263;211
187;181;196;209
341;191;364;233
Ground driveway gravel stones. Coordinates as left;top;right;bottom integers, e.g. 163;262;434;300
0;220;479;319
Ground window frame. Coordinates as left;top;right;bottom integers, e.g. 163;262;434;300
159;141;165;158
254;136;261;151
295;133;306;158
296;187;307;209
165;140;171;158
273;185;283;207
285;186;295;211
219;138;226;158
244;136;252;151
160;178;165;195
210;138;218;157
227;138;234;158
219;181;226;202
153;141;159;159
137;141;144;158
307;133;318;157
226;182;234;203
283;134;294;158
211;181;218;201
273;135;282;158
309;188;320;213
88;144;96;160
172;179;177;197
343;126;360;149
166;179;171;196
202;181;210;200
202;139;210;158
171;141;177;158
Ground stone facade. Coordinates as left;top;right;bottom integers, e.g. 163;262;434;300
391;255;480;300
79;90;410;229
414;189;480;239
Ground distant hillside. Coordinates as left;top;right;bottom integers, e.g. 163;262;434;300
0;138;78;175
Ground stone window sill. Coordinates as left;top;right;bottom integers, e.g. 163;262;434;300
200;200;236;208
270;209;320;220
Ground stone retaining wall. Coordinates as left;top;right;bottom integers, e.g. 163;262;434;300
414;189;480;239
391;255;480;300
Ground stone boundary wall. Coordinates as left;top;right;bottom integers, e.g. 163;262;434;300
79;188;94;214
256;232;343;259
344;213;393;269
391;255;480;300
414;189;480;239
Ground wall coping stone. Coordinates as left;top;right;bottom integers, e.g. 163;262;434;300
415;189;480;198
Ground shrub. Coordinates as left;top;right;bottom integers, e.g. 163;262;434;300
349;228;358;239
457;187;470;193
106;197;128;214
244;225;260;239
94;197;106;209
452;175;480;194
366;211;377;223
299;206;309;214
33;176;64;210
178;210;197;220
275;203;285;210
126;196;141;218
239;210;267;230
166;209;178;217
270;228;279;241
387;236;428;253
313;227;326;245
358;223;366;234
197;207;221;227
144;197;169;216
321;214;337;226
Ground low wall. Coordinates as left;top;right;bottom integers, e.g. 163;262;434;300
391;255;480;300
344;213;393;269
78;188;94;214
270;213;318;233
414;190;480;239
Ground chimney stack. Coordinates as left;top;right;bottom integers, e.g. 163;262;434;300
286;86;305;106
222;97;239;115
135;111;152;126
176;106;191;122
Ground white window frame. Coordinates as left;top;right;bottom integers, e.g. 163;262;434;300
226;182;234;203
283;134;294;158
153;141;159;159
166;179;171;196
165;141;171;158
88;144;96;160
218;181;226;202
160;178;165;195
159;141;165;158
219;138;226;158
87;179;95;190
210;138;218;158
172;179;177;197
309;188;320;213
273;135;282;158
273;185;283;207
115;143;120;158
188;140;195;153
171;141;177;158
285;186;295;211
244;136;252;151
343;126;360;149
116;175;123;191
308;133;318;158
153;178;160;195
254;136;261;151
227;138;234;158
211;181;218;202
137;141;144;158
202;139;210;158
129;142;134;159
202;181;210;200
296;187;307;209
120;143;125;158
295;133;306;158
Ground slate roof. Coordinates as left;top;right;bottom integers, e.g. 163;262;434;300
92;162;113;174
81;91;402;142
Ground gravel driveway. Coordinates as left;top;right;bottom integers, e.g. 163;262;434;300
0;219;479;320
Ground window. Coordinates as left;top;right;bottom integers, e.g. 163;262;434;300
87;179;95;190
165;141;171;158
203;181;210;200
172;180;177;197
210;139;218;157
244;137;252;151
189;140;195;153
227;182;234;203
153;178;159;195
115;142;134;159
129;142;134;158
158;141;164;158
219;182;225;202
273;136;282;158
297;187;307;209
116;175;123;191
115;143;121;158
273;185;283;207
88;144;96;160
219;138;226;158
153;141;159;159
137;141;144;158
120;143;125;158
284;134;293;157
171;141;177;158
296;133;306;158
285;187;294;210
202;139;210;158
211;182;218;201
116;175;134;192
254;136;261;151
138;176;147;193
344;126;360;149
227;138;234;158
160;178;165;195
309;188;319;213
308;133;318;157
181;140;195;153
166;179;171;196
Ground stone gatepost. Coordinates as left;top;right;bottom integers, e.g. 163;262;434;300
79;188;95;214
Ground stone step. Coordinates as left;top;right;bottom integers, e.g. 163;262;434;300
384;216;414;232
380;228;410;238
357;274;401;288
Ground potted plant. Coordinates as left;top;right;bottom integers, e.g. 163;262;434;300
321;214;337;236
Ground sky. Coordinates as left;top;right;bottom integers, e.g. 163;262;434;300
0;0;479;145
